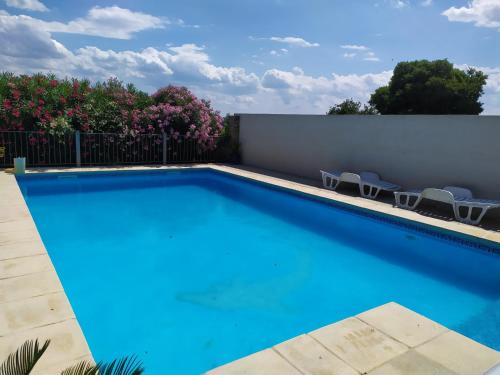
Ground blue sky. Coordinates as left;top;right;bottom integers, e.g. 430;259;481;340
0;0;499;113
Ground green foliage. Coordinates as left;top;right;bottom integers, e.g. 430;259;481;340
327;98;377;115
0;72;226;152
0;339;144;375
0;339;50;375
214;115;241;163
369;59;487;114
62;357;144;375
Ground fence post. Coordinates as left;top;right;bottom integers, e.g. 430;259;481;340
75;130;81;167
162;131;167;164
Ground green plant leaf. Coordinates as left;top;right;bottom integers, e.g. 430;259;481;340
96;356;144;375
0;339;50;375
60;360;99;375
60;356;144;375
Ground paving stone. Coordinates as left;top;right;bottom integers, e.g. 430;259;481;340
0;292;75;336
274;334;359;375
415;330;500;375
0;218;39;235
0;271;63;303
205;348;302;375
309;317;408;374
357;302;447;347
0;240;46;261
0;319;91;370
0;230;42;247
0;208;31;224
32;354;95;375
368;350;455;375
0;254;54;279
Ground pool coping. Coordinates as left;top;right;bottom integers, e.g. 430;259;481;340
0;170;93;374
206;302;500;375
1;164;499;373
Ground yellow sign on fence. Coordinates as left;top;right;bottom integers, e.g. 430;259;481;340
0;147;4;158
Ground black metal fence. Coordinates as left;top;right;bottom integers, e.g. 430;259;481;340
0;131;219;167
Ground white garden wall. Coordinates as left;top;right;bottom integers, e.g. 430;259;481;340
238;114;500;200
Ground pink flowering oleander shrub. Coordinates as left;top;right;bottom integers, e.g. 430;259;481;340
0;73;224;150
128;86;224;150
0;73;90;133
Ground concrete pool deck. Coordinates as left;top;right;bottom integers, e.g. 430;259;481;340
0;170;93;374
206;302;500;375
0;164;499;373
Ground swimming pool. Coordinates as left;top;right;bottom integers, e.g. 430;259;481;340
17;169;500;374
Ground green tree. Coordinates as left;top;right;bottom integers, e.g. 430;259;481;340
369;59;487;114
327;98;377;115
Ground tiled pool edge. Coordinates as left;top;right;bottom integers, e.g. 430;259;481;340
206;302;500;375
2;164;499;373
208;166;500;254
0;171;93;374
20;163;500;246
208;165;500;247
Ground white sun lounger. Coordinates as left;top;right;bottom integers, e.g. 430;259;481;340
320;170;401;199
395;186;500;225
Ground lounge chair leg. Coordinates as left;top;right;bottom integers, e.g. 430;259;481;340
360;184;380;199
453;204;489;226
322;175;340;190
394;192;422;210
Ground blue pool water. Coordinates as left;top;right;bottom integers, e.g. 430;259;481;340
17;170;500;374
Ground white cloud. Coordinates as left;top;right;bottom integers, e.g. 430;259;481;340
421;0;433;6
5;0;48;12
443;0;500;30
0;6;166;40
269;48;288;57
341;44;368;51
269;36;320;48
261;67;392;110
341;46;380;62
364;51;380;62
390;0;410;8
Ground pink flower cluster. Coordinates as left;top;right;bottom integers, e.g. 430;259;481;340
129;86;224;150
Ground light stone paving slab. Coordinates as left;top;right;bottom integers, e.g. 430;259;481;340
32;354;94;375
0;254;54;279
0;218;40;234
0;171;93;372
367;350;456;375
357;302;448;348
209;303;499;375
309;317;409;374
273;334;359;375
0;206;31;223
0;230;42;247
205;348;303;375
0;319;92;372
0;240;47;261
0;292;75;336
415;331;500;375
0;270;63;304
